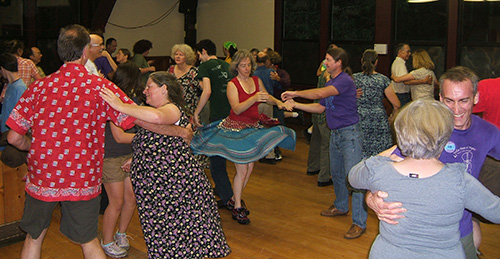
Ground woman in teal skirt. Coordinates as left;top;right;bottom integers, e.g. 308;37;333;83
191;50;296;224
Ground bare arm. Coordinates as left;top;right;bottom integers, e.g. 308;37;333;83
281;85;339;101
110;122;135;144
384;84;401;110
404;75;432;85
7;130;31;151
135;120;193;144
100;87;181;125
392;73;415;83
139;66;156;74
285;99;325;114
258;78;288;110
193;77;212;127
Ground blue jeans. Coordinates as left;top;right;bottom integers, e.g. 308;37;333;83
329;123;367;228
209;156;233;204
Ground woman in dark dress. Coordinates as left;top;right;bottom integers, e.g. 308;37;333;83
100;72;230;258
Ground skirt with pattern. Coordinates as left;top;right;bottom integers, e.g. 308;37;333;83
191;118;296;164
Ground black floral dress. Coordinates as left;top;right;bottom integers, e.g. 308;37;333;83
131;104;231;258
168;65;201;116
354;72;393;158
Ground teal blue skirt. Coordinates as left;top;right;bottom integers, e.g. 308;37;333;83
191;119;296;164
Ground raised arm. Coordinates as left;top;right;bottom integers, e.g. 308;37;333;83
281;85;339;101
100;87;181;125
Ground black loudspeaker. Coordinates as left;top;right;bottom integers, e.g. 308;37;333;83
178;0;198;14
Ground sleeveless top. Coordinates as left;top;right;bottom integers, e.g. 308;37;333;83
227;76;260;124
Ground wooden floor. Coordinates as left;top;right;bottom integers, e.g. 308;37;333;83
1;123;499;258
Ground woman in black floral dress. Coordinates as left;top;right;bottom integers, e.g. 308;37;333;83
354;49;400;158
168;44;202;116
101;72;230;258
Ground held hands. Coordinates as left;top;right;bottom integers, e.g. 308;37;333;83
254;91;269;103
121;157;132;172
281;91;297;101
283;99;296;111
100;87;124;111
366;191;406;224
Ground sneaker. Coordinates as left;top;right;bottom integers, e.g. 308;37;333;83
101;241;127;258
226;198;250;215
114;232;131;250
274;147;282;161
232;207;250;225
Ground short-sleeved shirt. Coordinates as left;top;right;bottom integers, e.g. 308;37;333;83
17;57;39;86
94;56;114;79
196;58;231;121
473;78;500;129
391;57;409;93
132;53;151;87
6;63;136;202
409;67;435;100
0;79;27;133
319;71;359;130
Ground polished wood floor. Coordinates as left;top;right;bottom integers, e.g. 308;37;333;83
1;123;499;258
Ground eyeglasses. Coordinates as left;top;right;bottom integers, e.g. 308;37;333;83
90;43;104;47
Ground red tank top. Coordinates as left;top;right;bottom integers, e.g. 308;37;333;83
228;76;260;123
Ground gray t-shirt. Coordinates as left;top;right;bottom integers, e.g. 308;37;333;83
349;156;500;259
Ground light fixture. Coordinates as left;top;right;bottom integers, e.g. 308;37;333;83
408;0;439;3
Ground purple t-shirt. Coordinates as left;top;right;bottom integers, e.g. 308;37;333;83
319;71;359;130
94;56;113;79
394;115;500;238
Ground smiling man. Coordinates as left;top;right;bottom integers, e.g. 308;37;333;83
365;66;500;259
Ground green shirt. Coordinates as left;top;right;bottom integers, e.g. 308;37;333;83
131;53;150;87
197;59;231;121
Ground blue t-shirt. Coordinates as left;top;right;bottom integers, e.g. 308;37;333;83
0;79;27;150
319;71;359;130
254;65;279;95
94;56;114;79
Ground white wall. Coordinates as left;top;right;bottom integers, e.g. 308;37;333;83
105;0;274;56
197;0;274;54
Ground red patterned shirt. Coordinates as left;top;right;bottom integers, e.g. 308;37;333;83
17;57;39;86
6;63;136;202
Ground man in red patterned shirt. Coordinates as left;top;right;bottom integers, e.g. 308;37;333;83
6;24;135;259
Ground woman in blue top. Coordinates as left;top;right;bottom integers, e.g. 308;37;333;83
282;47;367;239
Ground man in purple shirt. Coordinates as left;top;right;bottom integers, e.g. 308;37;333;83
366;66;500;259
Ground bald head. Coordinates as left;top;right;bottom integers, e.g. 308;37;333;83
88;34;104;61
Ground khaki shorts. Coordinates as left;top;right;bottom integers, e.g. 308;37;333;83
20;193;100;244
102;155;131;183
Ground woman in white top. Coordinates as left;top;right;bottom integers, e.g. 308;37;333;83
392;49;439;100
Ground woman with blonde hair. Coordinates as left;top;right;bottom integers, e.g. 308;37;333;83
168;44;200;116
392;49;439;100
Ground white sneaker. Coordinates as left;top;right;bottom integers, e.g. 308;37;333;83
114;232;131;250
101;240;127;258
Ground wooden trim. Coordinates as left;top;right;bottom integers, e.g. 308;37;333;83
375;0;392;76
